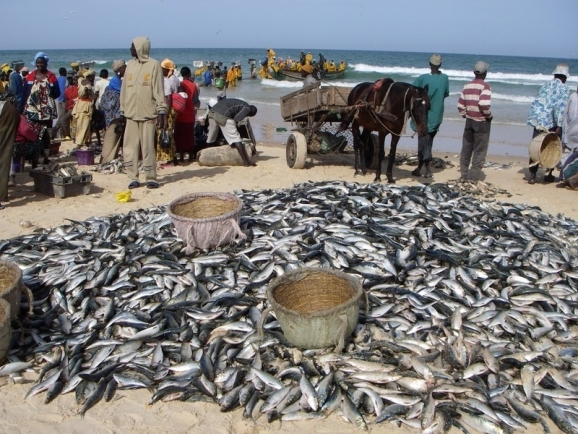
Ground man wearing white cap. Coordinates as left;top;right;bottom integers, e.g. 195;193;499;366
457;61;492;182
526;63;570;184
411;54;450;178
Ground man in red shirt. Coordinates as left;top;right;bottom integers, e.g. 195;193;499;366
174;66;199;162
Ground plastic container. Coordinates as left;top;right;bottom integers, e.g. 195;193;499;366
76;149;95;166
266;268;363;350
529;132;562;169
167;192;245;253
29;169;92;199
0;261;21;320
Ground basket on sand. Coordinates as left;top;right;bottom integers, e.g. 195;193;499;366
0;299;10;364
529;132;562;169
264;268;363;351
0;261;22;319
167;192;246;253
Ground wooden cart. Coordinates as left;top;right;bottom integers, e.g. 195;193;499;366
280;82;380;169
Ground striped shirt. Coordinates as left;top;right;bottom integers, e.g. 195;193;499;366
457;78;492;121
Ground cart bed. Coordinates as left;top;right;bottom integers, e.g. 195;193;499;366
280;82;351;123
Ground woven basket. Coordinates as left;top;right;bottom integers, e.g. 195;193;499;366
167;192;246;253
0;299;10;364
529;132;562;169
0;261;21;320
266;268;362;350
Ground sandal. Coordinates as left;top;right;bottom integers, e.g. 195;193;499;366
147;181;160;189
128;181;140;189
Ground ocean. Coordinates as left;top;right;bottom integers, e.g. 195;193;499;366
4;47;577;157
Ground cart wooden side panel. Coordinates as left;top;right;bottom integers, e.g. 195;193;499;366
281;83;351;123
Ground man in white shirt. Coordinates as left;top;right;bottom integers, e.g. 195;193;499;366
94;69;110;109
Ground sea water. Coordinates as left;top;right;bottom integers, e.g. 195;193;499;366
4;47;577;156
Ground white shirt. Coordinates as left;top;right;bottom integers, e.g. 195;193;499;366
94;78;110;108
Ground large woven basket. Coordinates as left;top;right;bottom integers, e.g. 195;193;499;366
0;261;22;319
0;299;11;364
167;192;246;253
529;132;562;169
266;268;362;350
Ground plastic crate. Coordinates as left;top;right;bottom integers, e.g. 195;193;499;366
29;170;92;199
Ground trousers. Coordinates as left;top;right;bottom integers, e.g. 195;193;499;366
417;131;437;163
100;120;123;164
460;118;491;181
123;118;157;182
0;102;20;202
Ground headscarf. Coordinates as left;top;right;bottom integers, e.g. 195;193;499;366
161;58;176;77
112;59;126;73
82;69;96;78
33;52;49;65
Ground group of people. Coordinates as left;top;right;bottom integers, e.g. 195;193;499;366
412;53;576;188
258;49;346;80
0;36;258;208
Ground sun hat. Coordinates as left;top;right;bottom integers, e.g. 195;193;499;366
112;59;126;73
474;61;489;74
429;54;442;66
552;63;570;77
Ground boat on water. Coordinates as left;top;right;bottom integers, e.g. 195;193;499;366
276;68;345;81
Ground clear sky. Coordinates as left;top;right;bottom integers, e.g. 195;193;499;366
2;0;577;58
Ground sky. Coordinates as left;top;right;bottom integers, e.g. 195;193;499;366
1;0;577;59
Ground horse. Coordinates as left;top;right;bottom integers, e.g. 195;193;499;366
341;78;430;183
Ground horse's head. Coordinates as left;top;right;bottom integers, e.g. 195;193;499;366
410;84;430;137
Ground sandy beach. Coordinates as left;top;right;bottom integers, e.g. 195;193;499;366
0;119;575;434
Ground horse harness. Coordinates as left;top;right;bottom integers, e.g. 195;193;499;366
354;79;423;137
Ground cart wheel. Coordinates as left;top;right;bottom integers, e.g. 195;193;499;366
365;134;381;170
286;132;307;169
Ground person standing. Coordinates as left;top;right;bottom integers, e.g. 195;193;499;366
457;61;492;182
72;69;96;147
526;63;570;184
100;60;126;164
206;98;257;167
0;100;20;210
174;66;199;163
51;67;69;140
156;58;180;168
8;63;25;113
24;52;60;165
563;85;578;150
94;69;110;109
411;54;450;178
120;36;166;190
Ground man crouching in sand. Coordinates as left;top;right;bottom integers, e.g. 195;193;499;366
206;98;257;167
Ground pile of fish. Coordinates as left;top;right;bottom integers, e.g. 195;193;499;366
32;162;87;178
1;180;578;433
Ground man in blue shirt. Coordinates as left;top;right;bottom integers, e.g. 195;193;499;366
526;63;570;184
52;67;69;140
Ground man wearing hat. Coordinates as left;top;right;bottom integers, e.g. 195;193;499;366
411;54;450;178
526;63;570;184
457;61;493;182
72;69;96;147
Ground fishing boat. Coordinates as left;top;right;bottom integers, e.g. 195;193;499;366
277;68;345;81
